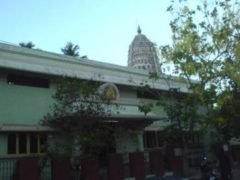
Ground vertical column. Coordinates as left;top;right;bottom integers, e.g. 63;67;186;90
172;147;184;176
108;154;124;180
164;145;174;172
129;152;145;180
164;145;184;176
81;158;100;180
149;150;164;176
231;145;240;162
219;143;232;180
52;158;72;180
17;158;39;180
137;131;144;151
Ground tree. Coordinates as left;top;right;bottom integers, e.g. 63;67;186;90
138;76;202;148
160;0;240;144
41;77;115;158
61;42;80;57
19;41;35;49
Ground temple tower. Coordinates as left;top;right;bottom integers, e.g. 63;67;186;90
128;26;160;73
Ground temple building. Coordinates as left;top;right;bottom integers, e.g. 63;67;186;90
3;28;237;179
0;41;186;158
128;26;161;73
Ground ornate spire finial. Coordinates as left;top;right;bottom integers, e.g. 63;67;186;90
137;25;141;34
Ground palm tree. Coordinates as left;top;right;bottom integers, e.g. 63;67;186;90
61;42;80;57
19;42;35;49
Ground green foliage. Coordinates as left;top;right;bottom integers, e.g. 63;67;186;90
161;0;240;142
138;103;154;116
149;72;160;80
214;90;240;140
61;42;80;57
41;77;115;158
160;89;202;146
19;41;35;49
139;0;240;147
138;79;201;146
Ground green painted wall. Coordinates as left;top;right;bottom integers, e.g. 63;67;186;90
118;85;137;98
115;129;144;162
0;73;55;125
0;71;163;157
0;134;7;155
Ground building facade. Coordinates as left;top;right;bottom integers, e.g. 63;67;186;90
0;41;191;158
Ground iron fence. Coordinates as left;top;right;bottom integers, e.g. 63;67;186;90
0;158;16;180
0;157;83;180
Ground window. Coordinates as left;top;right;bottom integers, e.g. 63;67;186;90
19;134;27;154
7;133;47;155
7;73;50;88
137;89;159;100
184;132;202;146
40;135;47;153
144;131;203;149
8;134;17;154
30;134;38;153
143;131;163;149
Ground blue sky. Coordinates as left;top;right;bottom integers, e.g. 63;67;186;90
1;0;173;66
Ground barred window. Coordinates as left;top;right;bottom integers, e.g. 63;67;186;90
7;133;47;156
143;131;163;148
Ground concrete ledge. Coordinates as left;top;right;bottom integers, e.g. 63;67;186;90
124;177;135;180
146;174;157;179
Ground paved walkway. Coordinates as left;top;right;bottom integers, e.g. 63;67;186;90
145;165;240;180
187;166;240;180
